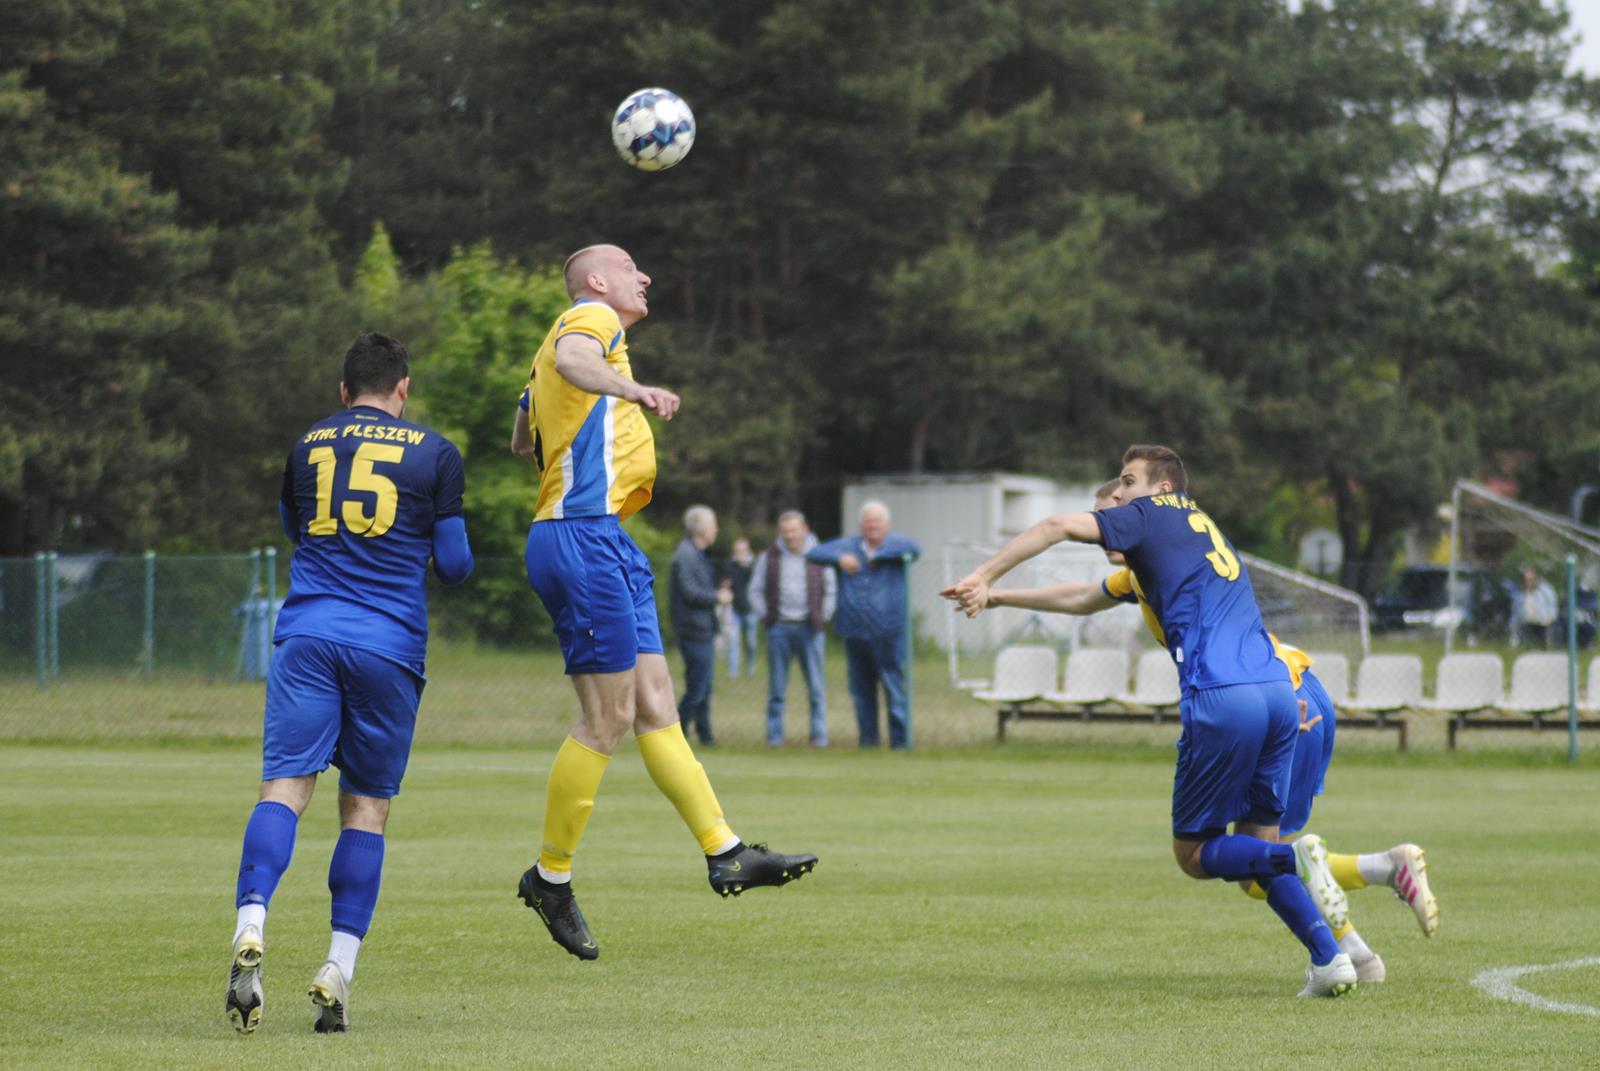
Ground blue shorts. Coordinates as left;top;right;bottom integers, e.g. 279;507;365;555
1280;670;1338;836
525;516;663;675
262;636;425;798
1171;679;1300;840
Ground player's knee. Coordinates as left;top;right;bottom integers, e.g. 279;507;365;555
1171;839;1209;879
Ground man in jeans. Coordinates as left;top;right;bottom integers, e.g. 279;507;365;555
670;505;730;744
749;510;836;746
810;500;921;749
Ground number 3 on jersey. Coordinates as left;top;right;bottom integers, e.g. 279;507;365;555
307;443;404;538
1187;511;1240;581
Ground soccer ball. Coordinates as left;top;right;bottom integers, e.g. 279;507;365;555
611;87;696;172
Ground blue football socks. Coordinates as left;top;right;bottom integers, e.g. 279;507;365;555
235;801;300;908
1198;834;1296;883
328;828;386;939
1265;872;1342;965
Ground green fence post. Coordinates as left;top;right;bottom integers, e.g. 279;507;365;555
243;548;261;682
903;551;915;751
264;545;277;674
34;552;46;688
46;550;59;683
1567;554;1579;764
143;549;156;677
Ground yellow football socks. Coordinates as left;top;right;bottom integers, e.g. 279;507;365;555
638;723;736;855
537;735;610;875
1328;852;1368;891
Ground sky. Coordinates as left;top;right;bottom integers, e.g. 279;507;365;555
1572;2;1600;77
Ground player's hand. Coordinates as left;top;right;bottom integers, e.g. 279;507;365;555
634;385;681;420
939;573;991;618
716;587;733;605
839;552;862;575
1297;698;1322;733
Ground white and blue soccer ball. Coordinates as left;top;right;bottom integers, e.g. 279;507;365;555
611;87;696;172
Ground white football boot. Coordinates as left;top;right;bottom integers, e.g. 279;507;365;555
226;925;264;1034
1293;834;1350;932
1299;952;1359;998
308;960;350;1033
1387;843;1438;937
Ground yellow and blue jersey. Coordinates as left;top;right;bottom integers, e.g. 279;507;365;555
1104;567;1315;689
274;405;466;666
1094;493;1287;694
523;300;656;522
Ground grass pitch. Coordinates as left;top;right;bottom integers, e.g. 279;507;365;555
1;742;1595;1070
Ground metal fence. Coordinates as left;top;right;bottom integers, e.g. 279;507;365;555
2;551;1593;753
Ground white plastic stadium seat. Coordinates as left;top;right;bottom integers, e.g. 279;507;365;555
1501;652;1572;714
1305;652;1350;704
1419;653;1503;713
973;646;1058;705
1341;654;1423;713
1118;649;1180;710
1046;647;1129;706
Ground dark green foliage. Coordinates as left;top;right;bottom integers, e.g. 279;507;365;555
4;0;1598;611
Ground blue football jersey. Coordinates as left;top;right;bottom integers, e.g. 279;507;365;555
1093;493;1287;694
273;405;466;665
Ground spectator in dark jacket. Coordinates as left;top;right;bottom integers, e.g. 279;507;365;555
809;500;921;749
670;505;729;744
749;511;836;746
720;537;758;678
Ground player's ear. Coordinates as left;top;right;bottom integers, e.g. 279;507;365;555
396;376;411;403
339;381;352;407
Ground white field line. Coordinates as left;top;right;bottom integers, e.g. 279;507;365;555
1471;957;1600;1018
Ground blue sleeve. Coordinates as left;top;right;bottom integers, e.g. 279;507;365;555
277;502;300;544
277;457;300;543
1093;501;1148;553
432;515;474;583
434;440;466;519
806;537;851;565
881;534;921;561
518;387;530;412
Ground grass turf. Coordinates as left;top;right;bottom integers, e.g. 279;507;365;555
1;742;1596;1070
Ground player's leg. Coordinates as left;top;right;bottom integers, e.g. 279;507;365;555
845;637;879;747
877;633;912;750
1172;683;1351;995
1247;681;1355;995
304;649;420;1032
1326;842;1439;936
519;518;641;958
765;623;796;746
800;628;828;746
632;652;820;896
228;636;341;1033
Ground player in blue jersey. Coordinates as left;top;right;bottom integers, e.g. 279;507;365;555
948;446;1360;997
957;479;1438;978
225;332;474;1035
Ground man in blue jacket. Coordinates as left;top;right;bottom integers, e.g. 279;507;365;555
669;505;730;744
809;501;921;749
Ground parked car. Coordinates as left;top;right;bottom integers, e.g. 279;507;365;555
1372;565;1511;638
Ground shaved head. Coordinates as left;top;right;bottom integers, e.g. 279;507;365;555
563;244;622;298
561;243;652;326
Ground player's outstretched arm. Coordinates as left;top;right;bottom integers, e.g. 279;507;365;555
942;512;1102;617
552;336;680;419
990;581;1119;616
